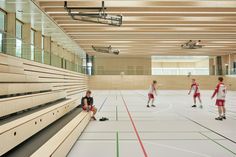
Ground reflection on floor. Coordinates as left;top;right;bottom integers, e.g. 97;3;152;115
68;90;236;157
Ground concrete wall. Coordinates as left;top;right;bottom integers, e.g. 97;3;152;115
89;75;235;90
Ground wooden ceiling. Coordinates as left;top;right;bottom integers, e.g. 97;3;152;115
36;0;236;57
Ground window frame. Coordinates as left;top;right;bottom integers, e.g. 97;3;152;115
15;19;23;57
0;9;7;53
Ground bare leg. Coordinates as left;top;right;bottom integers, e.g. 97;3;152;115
218;106;222;117
192;97;197;107
222;106;226;119
198;96;203;108
93;107;97;116
147;98;151;107
151;98;156;107
91;107;97;120
222;106;226;115
198;96;202;104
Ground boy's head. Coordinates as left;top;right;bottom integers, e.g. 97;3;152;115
218;77;224;82
192;78;196;83
153;80;157;84
86;90;92;97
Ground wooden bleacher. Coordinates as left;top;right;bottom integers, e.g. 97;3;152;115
0;53;90;156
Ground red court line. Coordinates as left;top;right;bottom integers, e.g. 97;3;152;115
121;95;148;157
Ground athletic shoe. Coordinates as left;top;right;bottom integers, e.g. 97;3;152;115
147;105;150;108
222;116;226;120
99;117;109;121
192;105;197;107
91;116;97;121
199;105;203;109
215;117;223;121
151;104;156;107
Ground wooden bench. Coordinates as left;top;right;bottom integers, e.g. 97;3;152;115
0;53;88;98
30;111;91;157
0;73;39;83
0;98;78;156
0;83;52;96
0;91;66;117
0;53;88;156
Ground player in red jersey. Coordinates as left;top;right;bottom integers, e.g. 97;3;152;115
188;78;203;108
211;77;226;121
147;80;157;108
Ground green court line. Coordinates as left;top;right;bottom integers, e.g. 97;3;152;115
199;132;236;155
116;106;118;121
116;131;120;157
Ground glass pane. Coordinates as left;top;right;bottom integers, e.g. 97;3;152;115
31;45;34;60
31;30;34;44
0;11;5;31
41;36;44;49
41;36;44;63
16;39;22;57
16;21;22;39
0;33;2;52
152;56;209;75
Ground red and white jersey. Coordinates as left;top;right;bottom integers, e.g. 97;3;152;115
212;83;226;100
191;83;200;94
148;84;156;94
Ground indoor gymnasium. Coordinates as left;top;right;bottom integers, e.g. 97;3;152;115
0;0;236;157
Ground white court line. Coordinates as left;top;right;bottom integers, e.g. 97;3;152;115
144;141;212;157
152;104;173;114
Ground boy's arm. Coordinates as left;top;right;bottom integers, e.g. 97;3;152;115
188;84;193;95
211;84;220;99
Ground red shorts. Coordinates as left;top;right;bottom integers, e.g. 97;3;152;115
82;105;95;111
148;93;154;99
215;100;225;106
193;93;200;98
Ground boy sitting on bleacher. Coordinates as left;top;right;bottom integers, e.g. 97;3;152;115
81;90;97;120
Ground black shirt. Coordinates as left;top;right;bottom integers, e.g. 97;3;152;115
81;96;94;106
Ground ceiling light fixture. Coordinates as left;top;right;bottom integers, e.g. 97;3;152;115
64;1;122;26
181;40;204;49
92;45;120;55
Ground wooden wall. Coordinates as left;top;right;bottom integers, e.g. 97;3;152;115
93;57;151;75
89;75;236;91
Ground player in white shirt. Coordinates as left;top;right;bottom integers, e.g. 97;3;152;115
211;77;227;121
147;80;157;108
188;79;203;108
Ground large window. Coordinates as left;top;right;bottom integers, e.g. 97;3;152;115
16;20;23;57
31;29;35;60
152;56;210;75
0;10;6;52
41;35;44;63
